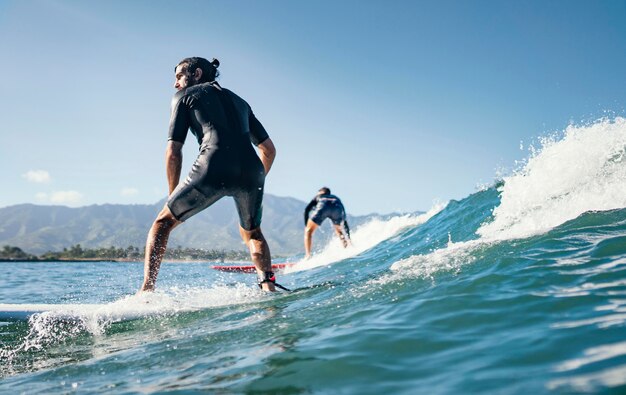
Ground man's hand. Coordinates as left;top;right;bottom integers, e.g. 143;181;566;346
257;138;276;175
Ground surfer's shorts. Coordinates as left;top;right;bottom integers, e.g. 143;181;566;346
167;149;265;230
309;201;346;226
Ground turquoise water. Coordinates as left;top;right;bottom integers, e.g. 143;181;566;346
2;118;626;393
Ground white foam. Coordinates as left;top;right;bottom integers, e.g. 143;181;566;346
389;239;480;274
0;283;266;367
478;117;626;241
388;118;626;280
285;203;447;273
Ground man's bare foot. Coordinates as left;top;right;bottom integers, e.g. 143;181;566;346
260;282;276;292
257;271;277;292
137;284;155;295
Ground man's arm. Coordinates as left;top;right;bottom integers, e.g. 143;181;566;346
166;141;184;194
303;198;317;226
257;137;276;175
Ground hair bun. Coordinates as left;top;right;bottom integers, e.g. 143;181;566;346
210;58;220;68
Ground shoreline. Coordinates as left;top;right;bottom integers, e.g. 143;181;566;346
0;257;295;264
0;258;254;264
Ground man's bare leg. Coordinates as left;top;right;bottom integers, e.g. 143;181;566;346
139;205;181;292
239;226;275;292
304;220;319;259
333;224;350;248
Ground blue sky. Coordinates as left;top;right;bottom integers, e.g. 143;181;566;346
1;0;625;215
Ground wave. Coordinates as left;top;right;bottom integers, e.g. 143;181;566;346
388;117;626;283
478;117;626;241
285;203;447;274
3;118;626;393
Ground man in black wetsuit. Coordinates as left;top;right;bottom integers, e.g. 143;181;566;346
303;187;351;258
139;57;278;292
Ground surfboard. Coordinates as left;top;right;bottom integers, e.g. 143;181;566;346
0;303;104;321
0;302;191;322
211;262;296;273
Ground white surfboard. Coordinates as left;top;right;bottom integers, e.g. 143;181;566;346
0;284;265;322
0;302;194;322
0;304;101;321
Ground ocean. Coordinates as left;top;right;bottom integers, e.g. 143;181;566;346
2;117;626;394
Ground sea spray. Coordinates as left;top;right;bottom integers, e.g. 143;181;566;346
478;117;626;241
0;283;266;377
390;117;626;282
287;203;447;273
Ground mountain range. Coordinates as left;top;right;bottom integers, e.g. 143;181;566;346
0;194;383;256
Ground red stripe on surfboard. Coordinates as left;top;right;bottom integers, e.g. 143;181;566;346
211;263;296;273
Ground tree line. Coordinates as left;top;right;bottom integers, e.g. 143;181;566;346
0;245;250;262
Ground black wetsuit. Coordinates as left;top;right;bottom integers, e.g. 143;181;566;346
166;81;269;230
304;194;350;236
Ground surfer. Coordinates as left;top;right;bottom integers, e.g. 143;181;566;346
139;57;279;292
303;187;351;259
